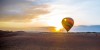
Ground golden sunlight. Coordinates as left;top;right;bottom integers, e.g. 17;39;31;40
30;4;77;32
47;16;63;32
55;27;62;32
30;5;67;32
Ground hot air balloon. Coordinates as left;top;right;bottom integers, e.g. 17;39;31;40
62;17;74;32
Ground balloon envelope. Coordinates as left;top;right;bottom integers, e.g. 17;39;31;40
62;17;74;32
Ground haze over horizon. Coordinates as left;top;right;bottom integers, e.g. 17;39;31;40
0;0;100;31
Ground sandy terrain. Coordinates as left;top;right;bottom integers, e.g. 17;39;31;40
0;32;100;50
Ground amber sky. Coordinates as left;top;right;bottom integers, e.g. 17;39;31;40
0;0;100;31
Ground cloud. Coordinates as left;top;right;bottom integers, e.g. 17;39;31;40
0;0;51;22
1;0;100;25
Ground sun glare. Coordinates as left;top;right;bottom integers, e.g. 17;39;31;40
55;26;62;32
46;16;63;32
31;5;72;32
31;17;63;32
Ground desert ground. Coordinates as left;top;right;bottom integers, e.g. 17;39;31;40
0;31;100;50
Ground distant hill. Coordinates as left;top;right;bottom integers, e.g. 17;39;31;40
30;25;100;32
70;25;100;32
26;25;100;32
0;25;100;32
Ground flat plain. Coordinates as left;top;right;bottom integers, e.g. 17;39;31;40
0;32;100;50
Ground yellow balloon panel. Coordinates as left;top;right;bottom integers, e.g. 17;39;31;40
62;17;74;32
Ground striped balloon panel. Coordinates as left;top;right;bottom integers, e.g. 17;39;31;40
62;18;74;31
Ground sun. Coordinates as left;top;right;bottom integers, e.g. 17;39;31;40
55;26;62;32
53;22;63;32
46;16;63;32
49;22;63;32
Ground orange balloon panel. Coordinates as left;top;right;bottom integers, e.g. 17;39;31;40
62;17;74;32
